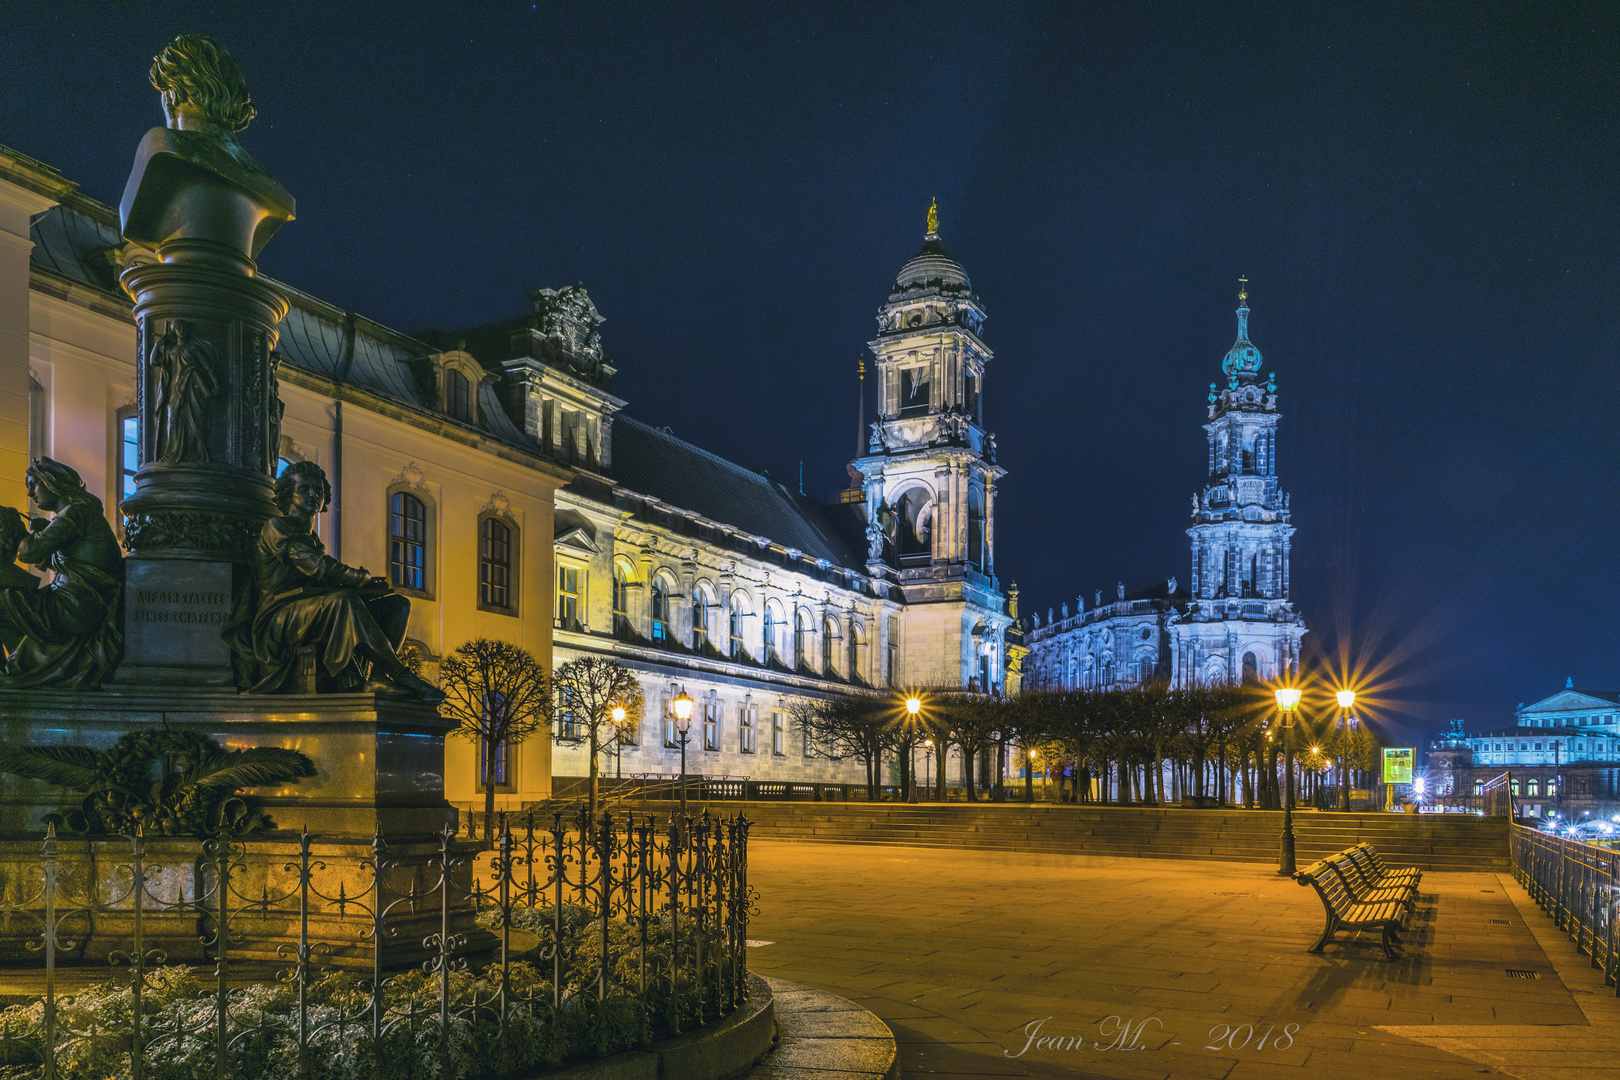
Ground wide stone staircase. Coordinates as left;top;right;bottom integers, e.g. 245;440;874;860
564;799;1510;871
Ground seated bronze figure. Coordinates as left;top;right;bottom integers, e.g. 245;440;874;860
0;459;125;689
226;461;441;702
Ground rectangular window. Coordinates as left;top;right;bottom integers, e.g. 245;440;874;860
559;686;577;739
772;711;785;755
703;699;719;751
740;706;757;753
557;566;581;630
118;412;139;513
479;738;507;786
612;568;630;634
886;617;899;688
662;696;677;748
479;517;513;610
389;492;428;592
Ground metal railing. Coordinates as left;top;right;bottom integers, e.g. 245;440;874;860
0;808;752;1078
1511;822;1618;996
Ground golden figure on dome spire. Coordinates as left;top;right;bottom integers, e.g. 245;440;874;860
926;197;939;237
1238;275;1248;305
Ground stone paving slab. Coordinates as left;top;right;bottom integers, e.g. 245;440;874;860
752;976;898;1080
745;841;1614;1080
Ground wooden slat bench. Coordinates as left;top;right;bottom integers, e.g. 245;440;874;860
1294;854;1409;959
1352;843;1421;888
1325;852;1417;912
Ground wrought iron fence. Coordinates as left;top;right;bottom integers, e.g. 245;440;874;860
0;808;752;1079
1510;822;1618;996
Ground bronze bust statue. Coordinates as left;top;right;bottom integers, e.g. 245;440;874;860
120;33;294;267
225;462;442;702
0;459;125;689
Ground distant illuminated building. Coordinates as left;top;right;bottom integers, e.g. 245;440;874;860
1432;679;1620;820
1023;285;1307;690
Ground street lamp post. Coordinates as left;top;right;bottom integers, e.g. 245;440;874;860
906;695;922;804
672;689;693;820
923;738;934;799
612;705;627;781
1275;687;1302;876
1335;689;1356;812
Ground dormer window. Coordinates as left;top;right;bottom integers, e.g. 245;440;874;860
447;369;472;423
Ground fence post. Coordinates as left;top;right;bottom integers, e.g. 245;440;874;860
295;828;313;1080
212;835;232;1080
42;825;57;1080
370;830;388;1067
436;825;454;1050
497;814;512;1055
667;814;683;1036
130;832;147;1080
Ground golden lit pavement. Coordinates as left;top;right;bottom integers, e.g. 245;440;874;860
1376;870;1620;1080
744;840;1609;1080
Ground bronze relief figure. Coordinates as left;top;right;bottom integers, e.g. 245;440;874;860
151;321;220;464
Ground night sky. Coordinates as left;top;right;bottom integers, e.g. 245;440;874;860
7;3;1619;746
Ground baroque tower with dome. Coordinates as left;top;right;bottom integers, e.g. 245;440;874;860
1022;284;1307;691
853;201;1010;691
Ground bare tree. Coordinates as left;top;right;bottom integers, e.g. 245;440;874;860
440;638;553;839
551;656;646;819
791;695;891;798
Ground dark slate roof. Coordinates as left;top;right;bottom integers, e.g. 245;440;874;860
26;198;539;455
30;196;124;292
609;416;859;566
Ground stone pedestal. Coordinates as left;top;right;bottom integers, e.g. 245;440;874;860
0;688;457;838
120;559;236;686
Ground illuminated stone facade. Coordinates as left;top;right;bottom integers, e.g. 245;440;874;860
1435;682;1620;821
1024;290;1307;691
5;145;1014;800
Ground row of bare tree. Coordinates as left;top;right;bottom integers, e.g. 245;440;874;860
791;683;1383;808
435;639;644;835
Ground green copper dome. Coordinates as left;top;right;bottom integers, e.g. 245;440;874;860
1222;298;1263;379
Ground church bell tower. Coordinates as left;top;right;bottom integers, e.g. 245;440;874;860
853;202;1008;690
1170;282;1307;686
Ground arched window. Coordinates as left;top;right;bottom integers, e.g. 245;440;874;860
651;573;673;642
1527;778;1540;797
794;609;811;669
822;617;839;675
612;557;633;635
692;586;714;651
763;600;784;662
967;488;985;573
848;621;863;683
1241;652;1259;684
729;596;750;661
390;492;427;592
897;488;933;559
479;517;513;611
446;369;472;423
